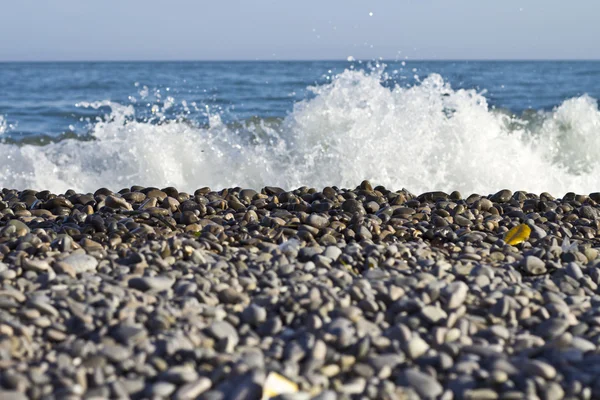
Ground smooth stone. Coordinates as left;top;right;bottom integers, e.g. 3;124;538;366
101;344;132;363
105;195;133;210
174;378;212;400
0;391;28;400
22;258;51;273
402;368;443;398
342;199;365;215
62;253;98;274
406;336;429;359
218;287;248;304
128;276;175;292
522;256;547;275
149;382;177;397
444;281;468;310
160;366;199;384
543;382;565;400
7;220;30;234
307;214;329;229
535;318;570;339
207;321;239;353
565;262;584;280
323;246;342;261
523;359;557;380
242;304;267;326
491;189;512;203
112;324;147;345
420;305;447;324
464;388;499;400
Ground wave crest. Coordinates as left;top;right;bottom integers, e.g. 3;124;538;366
1;69;600;195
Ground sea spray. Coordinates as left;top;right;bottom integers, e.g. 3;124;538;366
1;68;600;195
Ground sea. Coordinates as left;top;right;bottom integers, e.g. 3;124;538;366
1;60;600;196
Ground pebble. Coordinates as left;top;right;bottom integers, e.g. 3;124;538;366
174;378;212;400
62;253;98;273
128;276;175;291
523;359;557;380
207;321;239;352
443;281;468;309
0;184;599;399
242;304;267;326
406;335;430;359
522;255;547;275
402;368;444;398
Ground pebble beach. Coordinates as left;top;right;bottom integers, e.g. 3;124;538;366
2;182;600;400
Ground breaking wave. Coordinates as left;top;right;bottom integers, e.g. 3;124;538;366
2;69;600;196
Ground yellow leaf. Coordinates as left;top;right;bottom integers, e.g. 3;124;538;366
262;372;298;400
504;224;531;246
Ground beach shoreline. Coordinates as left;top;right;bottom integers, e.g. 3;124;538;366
1;182;599;399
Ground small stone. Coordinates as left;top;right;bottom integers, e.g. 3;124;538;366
307;214;329;229
218;287;248;304
105;195;133;210
8;220;30;235
536;318;570;340
81;238;104;252
112;324;147;346
339;377;366;394
242;304;267;326
22;258;51;273
580;205;597;220
62;253;98;274
342;199;365;215
128;276;175;292
565;262;584;280
52;261;76;278
406;335;429;359
491;189;512;203
46;328;68;341
0;391;28;400
206;321;239;353
323;246;342;260
161;365;199;384
444;281;468;310
489;325;510;340
174;378;212;400
149;382;176;397
543;382;565;400
464;388;499;400
402;368;443;398
420;305;447;324
523;359;557;380
454;215;473;227
522;256;547;275
101;344;132;363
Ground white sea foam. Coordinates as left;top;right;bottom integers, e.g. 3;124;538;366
1;69;600;196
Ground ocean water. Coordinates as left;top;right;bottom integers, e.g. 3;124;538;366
1;60;600;195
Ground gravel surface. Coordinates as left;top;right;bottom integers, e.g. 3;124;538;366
1;182;600;399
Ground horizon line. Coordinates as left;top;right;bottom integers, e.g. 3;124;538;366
2;58;600;64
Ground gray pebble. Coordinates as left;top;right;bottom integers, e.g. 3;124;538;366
128;276;175;291
522;256;547;275
401;368;443;398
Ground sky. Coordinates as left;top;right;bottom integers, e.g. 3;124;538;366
1;0;599;61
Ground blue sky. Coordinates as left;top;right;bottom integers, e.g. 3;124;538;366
2;0;599;61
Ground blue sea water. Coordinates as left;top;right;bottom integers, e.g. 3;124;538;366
1;61;600;138
1;60;600;195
